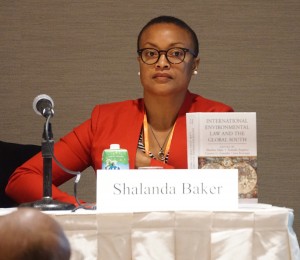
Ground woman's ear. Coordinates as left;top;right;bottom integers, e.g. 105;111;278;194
193;57;200;70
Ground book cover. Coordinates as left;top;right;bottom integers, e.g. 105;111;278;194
186;112;257;202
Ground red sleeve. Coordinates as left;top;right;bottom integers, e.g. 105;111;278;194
5;117;95;205
6;153;78;205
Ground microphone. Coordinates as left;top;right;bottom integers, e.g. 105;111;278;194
33;94;54;117
20;94;76;211
21;94;94;211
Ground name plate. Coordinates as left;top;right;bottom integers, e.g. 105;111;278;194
96;169;238;213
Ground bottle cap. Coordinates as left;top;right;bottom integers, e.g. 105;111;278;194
110;144;120;149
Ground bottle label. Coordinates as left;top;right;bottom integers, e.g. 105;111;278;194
102;149;129;170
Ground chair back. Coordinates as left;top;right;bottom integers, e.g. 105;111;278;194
0;141;41;207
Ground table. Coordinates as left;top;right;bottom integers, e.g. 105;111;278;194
1;205;300;260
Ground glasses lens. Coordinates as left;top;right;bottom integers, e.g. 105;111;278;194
167;48;186;64
141;49;159;65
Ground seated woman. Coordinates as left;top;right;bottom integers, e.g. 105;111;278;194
6;16;233;205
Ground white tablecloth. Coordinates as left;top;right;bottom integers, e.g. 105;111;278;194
1;205;299;260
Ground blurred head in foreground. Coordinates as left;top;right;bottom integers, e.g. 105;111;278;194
0;208;71;260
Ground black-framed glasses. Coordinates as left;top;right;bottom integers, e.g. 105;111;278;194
137;47;196;65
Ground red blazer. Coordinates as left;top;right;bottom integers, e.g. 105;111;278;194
6;91;233;204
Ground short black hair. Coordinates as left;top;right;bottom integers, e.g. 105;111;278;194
137;16;199;57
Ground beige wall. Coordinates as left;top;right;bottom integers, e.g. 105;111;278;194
1;1;299;237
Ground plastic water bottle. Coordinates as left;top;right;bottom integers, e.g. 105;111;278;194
102;144;129;170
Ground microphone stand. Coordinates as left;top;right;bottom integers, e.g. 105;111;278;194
20;119;75;211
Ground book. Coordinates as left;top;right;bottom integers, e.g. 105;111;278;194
186;112;258;202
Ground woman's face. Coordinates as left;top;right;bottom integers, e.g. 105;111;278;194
138;23;200;97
